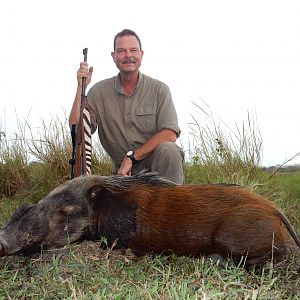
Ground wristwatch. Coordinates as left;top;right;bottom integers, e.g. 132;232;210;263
126;150;137;165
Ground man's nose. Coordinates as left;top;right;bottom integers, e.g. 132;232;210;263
125;49;132;56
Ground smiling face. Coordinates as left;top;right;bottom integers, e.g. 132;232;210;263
111;35;144;75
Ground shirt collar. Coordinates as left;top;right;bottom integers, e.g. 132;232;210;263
115;72;143;96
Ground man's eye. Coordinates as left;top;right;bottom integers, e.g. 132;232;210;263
116;48;139;54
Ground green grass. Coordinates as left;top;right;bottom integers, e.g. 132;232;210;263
0;111;300;299
0;243;299;299
270;171;300;233
274;171;300;201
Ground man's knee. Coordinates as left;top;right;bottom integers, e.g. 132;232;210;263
154;142;184;161
152;142;184;184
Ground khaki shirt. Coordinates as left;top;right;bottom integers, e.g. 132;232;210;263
87;73;181;168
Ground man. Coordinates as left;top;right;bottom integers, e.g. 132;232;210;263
69;29;184;184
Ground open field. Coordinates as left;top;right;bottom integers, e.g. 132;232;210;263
1;169;299;299
0;170;300;299
0;116;299;299
0;241;299;299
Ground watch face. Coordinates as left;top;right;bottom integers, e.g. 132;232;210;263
127;150;133;156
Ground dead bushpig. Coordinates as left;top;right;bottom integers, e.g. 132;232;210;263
0;173;299;267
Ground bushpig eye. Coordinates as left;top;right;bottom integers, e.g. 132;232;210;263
61;206;82;216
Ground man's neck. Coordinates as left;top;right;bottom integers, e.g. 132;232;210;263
120;71;139;96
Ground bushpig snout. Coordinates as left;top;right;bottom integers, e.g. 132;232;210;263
0;203;47;256
0;188;95;256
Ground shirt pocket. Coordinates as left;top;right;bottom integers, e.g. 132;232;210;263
135;106;157;133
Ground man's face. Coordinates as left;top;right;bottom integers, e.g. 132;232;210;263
111;35;144;74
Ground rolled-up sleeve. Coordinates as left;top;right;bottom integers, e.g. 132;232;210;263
156;84;181;137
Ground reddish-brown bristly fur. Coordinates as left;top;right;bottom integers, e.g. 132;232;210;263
91;182;299;266
1;173;299;267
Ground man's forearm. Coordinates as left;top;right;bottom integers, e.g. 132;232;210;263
134;129;177;161
69;87;82;126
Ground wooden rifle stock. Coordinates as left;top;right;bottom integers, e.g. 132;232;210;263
69;48;92;179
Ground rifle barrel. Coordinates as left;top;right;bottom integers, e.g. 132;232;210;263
69;48;90;179
81;48;88;98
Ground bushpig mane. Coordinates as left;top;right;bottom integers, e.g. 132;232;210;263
70;172;177;193
67;173;240;197
105;172;177;187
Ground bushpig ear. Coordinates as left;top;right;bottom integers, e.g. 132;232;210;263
7;203;34;225
87;185;115;203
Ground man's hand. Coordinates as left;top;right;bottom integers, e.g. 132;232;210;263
117;157;133;176
69;62;94;127
77;62;93;87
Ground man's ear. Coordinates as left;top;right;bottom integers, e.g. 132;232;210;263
111;51;116;62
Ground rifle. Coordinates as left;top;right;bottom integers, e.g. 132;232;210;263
69;48;92;179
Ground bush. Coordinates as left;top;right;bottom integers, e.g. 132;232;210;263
184;103;263;187
0;117;112;201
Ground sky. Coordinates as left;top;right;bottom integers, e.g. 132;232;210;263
1;0;300;167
